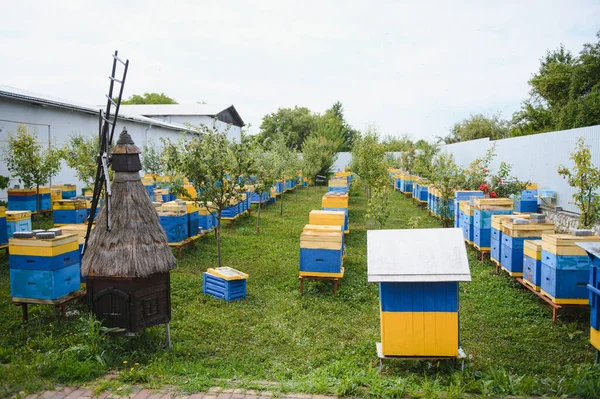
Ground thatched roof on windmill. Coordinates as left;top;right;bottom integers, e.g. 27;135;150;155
81;129;177;278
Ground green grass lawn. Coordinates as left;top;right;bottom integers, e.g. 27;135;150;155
1;185;600;398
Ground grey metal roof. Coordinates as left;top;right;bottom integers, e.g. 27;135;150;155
367;228;472;282
0;85;191;132
119;104;245;127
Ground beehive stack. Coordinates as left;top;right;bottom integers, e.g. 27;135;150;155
198;204;218;233
203;267;248;301
222;197;241;219
540;233;600;304
400;174;415;194
500;218;555;277
9;232;80;300
490;214;529;266
321;192;349;233
523;240;543;291
416;180;430;203
459;201;474;244
37;187;52;211
53;199;87;225
335;171;353;183
514;184;539;213
53;184;77;199
0;206;7;246
472;198;514;251
328;176;349;193
576;243;600;351
7;188;37;212
157;202;188;242
454;191;484;228
6;211;32;238
299;229;344;277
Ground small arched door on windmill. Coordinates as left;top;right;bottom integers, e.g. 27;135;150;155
92;286;130;329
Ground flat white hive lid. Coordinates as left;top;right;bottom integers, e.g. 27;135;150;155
367;228;471;282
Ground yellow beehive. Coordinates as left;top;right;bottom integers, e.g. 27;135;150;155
473;198;514;210
524;239;543;260
502;220;555;238
52;184;77;192
183;201;201;214
491;214;530;231
328;178;348;188
303;224;344;234
157;203;187;215
53;199;87;210
300;230;343;250
0;206;6;218
459;201;474;216
527;183;538;190
37;187;51;195
308;210;345;228
6;210;32;222
336;171;353;177
322;193;349;209
50;189;62;202
181;184;197;199
9;233;78;256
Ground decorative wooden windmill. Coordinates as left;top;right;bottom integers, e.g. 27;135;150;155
81;52;177;342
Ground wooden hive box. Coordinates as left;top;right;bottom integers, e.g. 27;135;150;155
157;203;188;243
9;233;80;300
540;234;600;304
490;214;529;265
6;211;32;238
299;230;343;277
308;210;346;231
523;240;543;291
368;228;471;357
473;198;514;210
500;221;555;277
203;267;248;302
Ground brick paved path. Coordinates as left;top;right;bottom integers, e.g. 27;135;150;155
20;386;338;399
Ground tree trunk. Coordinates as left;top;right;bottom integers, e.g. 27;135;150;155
216;210;222;267
256;201;261;233
295;184;298;202
280;187;283;216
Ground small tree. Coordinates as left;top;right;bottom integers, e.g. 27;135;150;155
251;147;279;232
142;139;163;182
301;134;338;187
430;152;464;227
351;128;387;197
61;133;99;190
2;124;62;214
558;137;600;228
176;123;251;267
160;137;183;190
365;175;391;229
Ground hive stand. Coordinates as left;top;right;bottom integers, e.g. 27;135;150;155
515;277;585;323
13;289;85;322
299;274;340;295
376;342;467;372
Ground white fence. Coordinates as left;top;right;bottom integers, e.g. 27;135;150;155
332;125;600;214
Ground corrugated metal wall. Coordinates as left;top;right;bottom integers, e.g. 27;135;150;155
441;125;600;213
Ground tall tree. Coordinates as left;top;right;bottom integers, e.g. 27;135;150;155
328;101;358;151
141;139;163;181
120;92;178;104
443;113;509;144
258;106;316;150
60;133;99;189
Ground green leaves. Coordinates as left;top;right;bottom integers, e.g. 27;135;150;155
60;133;99;187
558;137;600;228
141;139;163;179
119;92;177;104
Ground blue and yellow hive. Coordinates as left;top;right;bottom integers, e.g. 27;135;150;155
309;210;347;234
472;198;514;251
328;176;349;193
203;267;248;301
53;199;88;225
157;202;188;242
490;214;519;266
514;184;539;213
299;228;344;277
459;201;474;244
523;240;543;291
7;188;37;212
540;233;600;305
6;211;32;238
500;219;554;277
9;232;80;300
53;184;77;199
368;228;471;357
0;206;7;246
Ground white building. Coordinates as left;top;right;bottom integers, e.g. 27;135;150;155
0;85;244;198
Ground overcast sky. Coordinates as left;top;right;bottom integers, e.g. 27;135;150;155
1;1;599;141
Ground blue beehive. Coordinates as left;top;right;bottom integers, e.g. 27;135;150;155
9;232;81;300
250;191;270;204
203;267;248;301
367;228;471;357
459;201;474;243
53;184;77;199
299;229;343;276
37;187;52;211
500;219;554;277
523;240;543;291
0;207;7;246
8;188;37;212
576;242;600;352
198;207;216;232
540;234;600;305
472;198;513;251
157;203;188;242
6;211;33;238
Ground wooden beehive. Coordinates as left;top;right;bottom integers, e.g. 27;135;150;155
367;228;471;357
500;220;555;277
